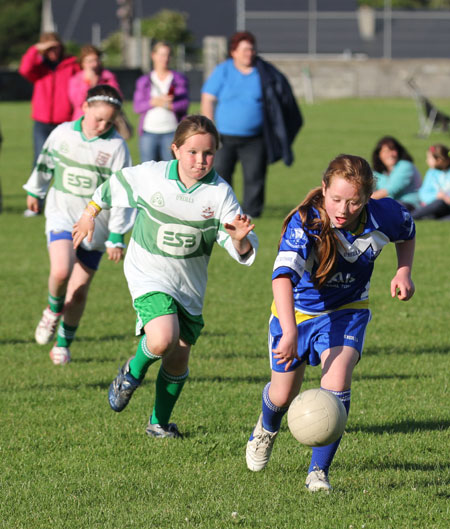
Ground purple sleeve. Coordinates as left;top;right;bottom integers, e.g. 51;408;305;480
171;71;189;118
133;75;151;115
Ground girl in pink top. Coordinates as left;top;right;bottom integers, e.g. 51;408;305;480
69;45;121;120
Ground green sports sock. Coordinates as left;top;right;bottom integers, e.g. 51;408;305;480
150;366;189;425
129;335;161;380
56;321;78;347
48;293;65;314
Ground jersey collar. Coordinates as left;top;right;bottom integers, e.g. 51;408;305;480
167;160;218;193
74;117;115;141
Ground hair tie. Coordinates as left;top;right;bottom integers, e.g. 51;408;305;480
86;95;122;107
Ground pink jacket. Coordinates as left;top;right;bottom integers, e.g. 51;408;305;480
68;69;122;120
19;45;80;124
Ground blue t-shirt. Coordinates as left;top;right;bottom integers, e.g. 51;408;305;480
373;160;422;207
202;59;263;136
272;198;415;314
418;167;450;205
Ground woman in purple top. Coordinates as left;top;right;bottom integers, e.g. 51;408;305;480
133;42;189;162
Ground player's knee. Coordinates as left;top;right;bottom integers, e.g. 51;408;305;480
146;333;178;357
50;267;71;285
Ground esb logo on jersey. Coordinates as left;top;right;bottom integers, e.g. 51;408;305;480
62;167;97;196
157;224;201;256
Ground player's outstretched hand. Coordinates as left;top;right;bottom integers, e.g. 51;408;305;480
106;247;124;263
72;214;95;249
390;270;415;301
224;214;255;241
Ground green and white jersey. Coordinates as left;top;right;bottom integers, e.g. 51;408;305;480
23;118;135;251
92;160;258;315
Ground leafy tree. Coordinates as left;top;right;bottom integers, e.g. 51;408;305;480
0;0;41;66
140;9;193;46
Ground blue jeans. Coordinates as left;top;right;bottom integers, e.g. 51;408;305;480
33;121;57;165
139;131;174;162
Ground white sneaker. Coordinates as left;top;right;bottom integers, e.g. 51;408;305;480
49;345;71;365
305;467;332;492
246;413;278;471
23;208;40;217
35;307;62;345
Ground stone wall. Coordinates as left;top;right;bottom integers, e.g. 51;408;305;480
261;55;450;100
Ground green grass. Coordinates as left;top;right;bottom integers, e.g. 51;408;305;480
0;99;449;529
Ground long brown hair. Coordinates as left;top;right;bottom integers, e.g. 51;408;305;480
429;143;450;170
279;154;374;289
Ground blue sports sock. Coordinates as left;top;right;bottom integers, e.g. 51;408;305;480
260;382;289;433
308;388;351;475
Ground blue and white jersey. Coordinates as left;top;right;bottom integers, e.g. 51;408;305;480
272;198;415;315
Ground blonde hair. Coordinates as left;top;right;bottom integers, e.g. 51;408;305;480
172;115;220;153
279;154;374;289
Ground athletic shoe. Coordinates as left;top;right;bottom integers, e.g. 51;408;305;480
246;413;278;471
49;345;71;365
305;467;332;492
108;357;141;412
23;208;40;217
35;307;62;345
145;421;183;439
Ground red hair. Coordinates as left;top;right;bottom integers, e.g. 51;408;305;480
229;31;256;54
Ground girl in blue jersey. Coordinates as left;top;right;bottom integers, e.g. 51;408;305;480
246;154;415;491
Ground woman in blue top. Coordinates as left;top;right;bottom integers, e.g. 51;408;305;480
413;144;450;220
371;136;422;210
201;32;265;218
246;154;416;492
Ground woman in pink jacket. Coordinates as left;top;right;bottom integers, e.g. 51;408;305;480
19;32;80;165
69;45;121;121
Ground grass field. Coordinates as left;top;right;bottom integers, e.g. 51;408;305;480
0;99;449;529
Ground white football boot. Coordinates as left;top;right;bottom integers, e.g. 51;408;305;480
35;307;62;345
49;345;71;365
305;467;332;492
246;413;278;471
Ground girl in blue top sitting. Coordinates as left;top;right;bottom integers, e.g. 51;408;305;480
371;136;422;210
413;144;450;220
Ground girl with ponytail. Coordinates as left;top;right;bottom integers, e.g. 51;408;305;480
246;154;416;491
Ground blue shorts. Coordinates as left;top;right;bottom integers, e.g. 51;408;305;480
48;230;103;271
269;308;371;372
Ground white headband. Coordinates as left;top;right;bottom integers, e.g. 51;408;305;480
86;95;122;107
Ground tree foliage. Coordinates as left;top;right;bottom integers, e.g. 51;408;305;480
0;0;41;66
140;9;193;46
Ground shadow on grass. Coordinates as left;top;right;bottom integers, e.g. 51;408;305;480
348;418;450;435
352;373;419;382
364;344;450;356
189;375;268;384
0;333;130;346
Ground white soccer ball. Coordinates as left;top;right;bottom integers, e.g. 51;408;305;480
287;388;347;447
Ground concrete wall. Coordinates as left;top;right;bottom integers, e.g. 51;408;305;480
261;55;450;100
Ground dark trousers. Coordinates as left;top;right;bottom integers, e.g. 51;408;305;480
214;134;267;218
33;121;57;166
412;199;450;220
